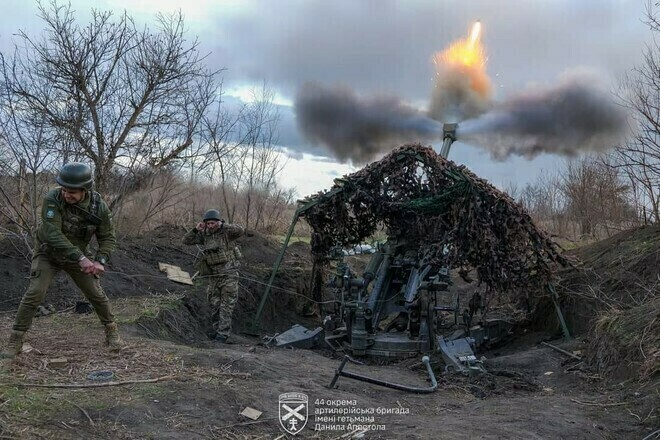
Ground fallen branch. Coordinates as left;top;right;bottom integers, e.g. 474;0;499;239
66;400;95;426
642;429;660;440
221;354;248;369
212;416;278;431
541;341;583;361
570;398;629;407
4;375;177;389
335;428;368;439
137;322;159;339
211;372;251;379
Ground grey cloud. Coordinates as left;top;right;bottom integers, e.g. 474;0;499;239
207;0;647;103
311;155;346;164
280;147;304;160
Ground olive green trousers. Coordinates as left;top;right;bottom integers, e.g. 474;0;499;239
13;254;115;332
208;269;239;337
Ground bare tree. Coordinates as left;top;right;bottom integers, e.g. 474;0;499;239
1;1;219;208
261;186;297;233
117;165;188;235
512;160;636;240
561;157;636;238
0;59;61;234
240;85;284;230
200;83;285;229
199;88;250;223
517;171;566;236
614;1;660;223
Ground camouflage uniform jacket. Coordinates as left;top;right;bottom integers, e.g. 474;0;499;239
182;223;244;270
35;188;117;264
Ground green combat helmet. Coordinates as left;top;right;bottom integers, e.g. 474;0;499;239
203;209;221;222
56;162;93;190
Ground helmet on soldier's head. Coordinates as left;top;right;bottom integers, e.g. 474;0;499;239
56;162;93;190
203;209;221;222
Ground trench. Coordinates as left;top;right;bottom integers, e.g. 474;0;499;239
131;265;321;347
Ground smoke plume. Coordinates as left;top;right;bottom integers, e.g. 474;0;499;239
294;83;442;163
457;72;630;159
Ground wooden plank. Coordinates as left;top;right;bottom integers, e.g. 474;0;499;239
240;407;262;420
158;262;193;285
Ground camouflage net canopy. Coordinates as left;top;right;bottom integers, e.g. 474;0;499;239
302;144;568;294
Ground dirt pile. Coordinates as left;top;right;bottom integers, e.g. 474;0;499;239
556;224;660;382
0;224;318;337
0;225;196;312
588;297;659;380
561;224;659;308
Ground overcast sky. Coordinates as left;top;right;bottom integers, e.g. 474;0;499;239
0;0;650;196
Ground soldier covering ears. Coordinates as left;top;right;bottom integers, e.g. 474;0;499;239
182;209;244;342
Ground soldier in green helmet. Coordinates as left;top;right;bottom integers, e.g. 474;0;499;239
1;162;122;358
182;209;244;342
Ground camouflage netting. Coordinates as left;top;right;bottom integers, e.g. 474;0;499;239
302;144;568;294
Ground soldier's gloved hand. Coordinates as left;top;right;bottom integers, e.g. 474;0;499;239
195;222;205;231
78;257;96;275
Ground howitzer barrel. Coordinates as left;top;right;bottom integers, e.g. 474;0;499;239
440;122;457;158
363;252;384;284
366;253;391;324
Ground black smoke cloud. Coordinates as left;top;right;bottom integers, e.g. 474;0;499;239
294;83;442;163
456;72;630;159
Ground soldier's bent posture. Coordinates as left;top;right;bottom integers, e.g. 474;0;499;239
1;163;122;358
182;209;244;342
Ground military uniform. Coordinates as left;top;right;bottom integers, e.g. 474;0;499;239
13;188;117;333
183;222;244;339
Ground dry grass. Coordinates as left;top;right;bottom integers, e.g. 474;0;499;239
0;296;253;439
0;301;188;385
589;298;660;380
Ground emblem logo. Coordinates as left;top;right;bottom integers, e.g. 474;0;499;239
279;392;308;435
46;209;55;219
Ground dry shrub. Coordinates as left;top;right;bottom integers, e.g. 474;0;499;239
588;297;660;380
113;175;297;236
554;224;660;380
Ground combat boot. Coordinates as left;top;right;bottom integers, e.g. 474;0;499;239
0;330;25;359
104;323;123;352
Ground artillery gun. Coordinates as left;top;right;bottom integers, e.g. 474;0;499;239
255;123;514;375
323;234;512;375
253;123;568;391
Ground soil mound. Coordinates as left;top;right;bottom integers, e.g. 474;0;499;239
0;224;319;336
564;224;659;302
556;225;660;381
555;225;659;333
588;297;659;380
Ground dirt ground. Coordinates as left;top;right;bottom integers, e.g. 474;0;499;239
0;225;657;439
